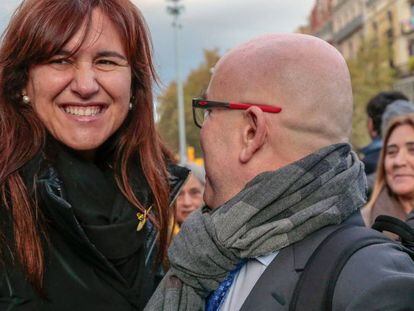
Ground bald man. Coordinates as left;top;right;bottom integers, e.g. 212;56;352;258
146;34;414;310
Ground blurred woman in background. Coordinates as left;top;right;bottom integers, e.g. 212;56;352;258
363;114;414;227
0;0;187;309
173;163;205;235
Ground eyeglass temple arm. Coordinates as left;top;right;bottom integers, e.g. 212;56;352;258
229;102;282;113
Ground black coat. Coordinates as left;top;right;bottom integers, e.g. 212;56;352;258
0;157;189;311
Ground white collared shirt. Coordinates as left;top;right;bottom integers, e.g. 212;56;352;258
219;252;278;311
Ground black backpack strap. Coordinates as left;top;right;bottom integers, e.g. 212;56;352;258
290;225;390;311
372;215;414;252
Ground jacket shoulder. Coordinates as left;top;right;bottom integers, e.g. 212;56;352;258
333;241;414;310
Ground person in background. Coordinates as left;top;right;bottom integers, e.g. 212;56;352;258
361;91;408;176
363;113;414;227
173;163;205;235
0;0;188;310
146;33;414;311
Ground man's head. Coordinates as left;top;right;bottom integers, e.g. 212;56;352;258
366;91;408;139
198;34;354;208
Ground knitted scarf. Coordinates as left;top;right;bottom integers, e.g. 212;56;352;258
145;144;367;311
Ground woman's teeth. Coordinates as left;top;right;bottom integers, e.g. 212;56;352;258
63;106;102;116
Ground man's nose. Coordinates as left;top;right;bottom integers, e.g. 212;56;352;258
70;62;99;98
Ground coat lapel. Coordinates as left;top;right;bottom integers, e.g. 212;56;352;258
240;246;296;311
240;223;341;310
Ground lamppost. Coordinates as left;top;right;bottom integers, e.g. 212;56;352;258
167;0;187;164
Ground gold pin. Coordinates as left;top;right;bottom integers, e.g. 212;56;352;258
136;206;153;231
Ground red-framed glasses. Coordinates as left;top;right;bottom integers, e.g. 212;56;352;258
192;98;282;128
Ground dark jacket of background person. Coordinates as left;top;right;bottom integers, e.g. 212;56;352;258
363;114;414;227
360;137;382;175
0;152;188;310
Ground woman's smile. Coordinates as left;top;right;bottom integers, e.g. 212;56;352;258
59;102;108;120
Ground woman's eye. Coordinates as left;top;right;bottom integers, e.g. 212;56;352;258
47;58;72;70
49;58;71;65
95;59;122;71
97;59;117;65
189;189;202;196
386;148;398;157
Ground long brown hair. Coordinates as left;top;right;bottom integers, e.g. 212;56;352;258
365;114;414;220
0;0;172;291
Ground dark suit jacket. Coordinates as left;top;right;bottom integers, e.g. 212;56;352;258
241;212;414;310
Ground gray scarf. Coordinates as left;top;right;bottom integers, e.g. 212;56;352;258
145;144;366;311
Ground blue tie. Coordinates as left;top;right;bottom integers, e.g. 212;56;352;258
206;260;246;311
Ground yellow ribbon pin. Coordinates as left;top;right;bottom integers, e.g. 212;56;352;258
136;205;153;231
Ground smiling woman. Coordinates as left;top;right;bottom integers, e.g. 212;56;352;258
0;0;188;310
26;9;133;158
363;114;414;228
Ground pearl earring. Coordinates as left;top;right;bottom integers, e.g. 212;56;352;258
22;94;31;104
129;94;136;111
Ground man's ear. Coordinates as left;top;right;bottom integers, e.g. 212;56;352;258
239;106;267;163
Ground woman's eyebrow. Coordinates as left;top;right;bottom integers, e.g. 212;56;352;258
96;50;127;60
53;50;127;61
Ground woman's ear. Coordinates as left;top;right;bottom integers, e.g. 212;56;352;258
239;106;267;163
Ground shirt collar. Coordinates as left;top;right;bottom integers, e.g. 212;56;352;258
255;251;278;266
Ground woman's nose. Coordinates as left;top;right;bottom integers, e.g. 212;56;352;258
70;62;99;98
180;192;193;207
394;150;408;167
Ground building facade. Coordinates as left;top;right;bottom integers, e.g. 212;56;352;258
310;0;334;42
332;0;365;59
302;0;414;99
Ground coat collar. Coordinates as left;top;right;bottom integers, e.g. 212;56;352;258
20;151;190;270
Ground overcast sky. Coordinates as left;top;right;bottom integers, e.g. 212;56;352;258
0;0;314;89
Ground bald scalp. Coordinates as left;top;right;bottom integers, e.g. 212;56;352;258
207;34;353;164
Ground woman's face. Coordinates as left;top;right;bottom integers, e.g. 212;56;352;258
26;8;132;159
176;174;204;225
385;123;414;198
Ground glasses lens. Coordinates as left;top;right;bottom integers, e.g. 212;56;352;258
193;106;205;128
